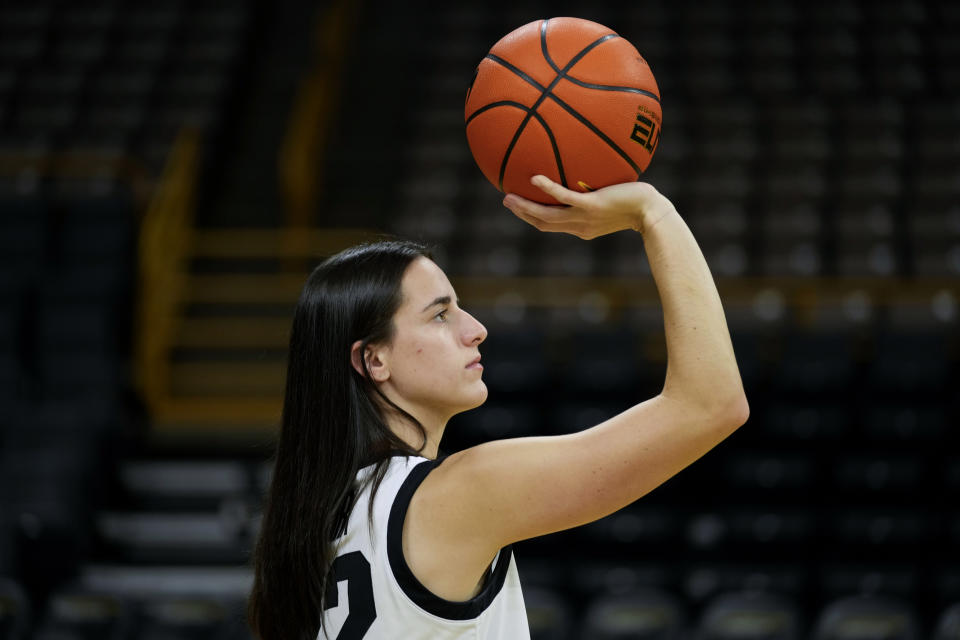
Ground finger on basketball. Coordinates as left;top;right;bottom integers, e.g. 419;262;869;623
504;193;571;224
503;196;564;230
511;209;553;231
530;175;587;207
506;203;554;231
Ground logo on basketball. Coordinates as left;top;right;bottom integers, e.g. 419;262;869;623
630;106;660;154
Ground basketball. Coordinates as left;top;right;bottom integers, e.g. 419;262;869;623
465;17;662;205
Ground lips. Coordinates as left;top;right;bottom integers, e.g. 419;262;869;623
466;355;482;368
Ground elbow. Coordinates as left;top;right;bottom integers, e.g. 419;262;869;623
730;392;751;428
712;389;750;432
662;375;750;430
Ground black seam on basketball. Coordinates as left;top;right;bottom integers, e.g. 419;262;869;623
540;20;560;73
534;111;567;188
561;76;661;102
484;52;644;177
497;89;557;189
485;54;547;92
494;29;621;191
496;69;568;189
466;100;530;127
465;100;567;189
540;20;660;102
547;91;643;175
541;20;618;78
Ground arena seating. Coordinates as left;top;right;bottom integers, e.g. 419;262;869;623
0;1;253;638
1;0;958;637
346;0;959;634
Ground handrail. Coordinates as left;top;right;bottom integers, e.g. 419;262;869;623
278;0;358;232
135;128;201;410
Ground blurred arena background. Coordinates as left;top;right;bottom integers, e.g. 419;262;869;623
1;0;959;637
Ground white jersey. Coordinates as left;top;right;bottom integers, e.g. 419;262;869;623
319;454;530;640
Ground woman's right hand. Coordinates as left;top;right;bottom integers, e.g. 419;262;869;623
502;175;676;240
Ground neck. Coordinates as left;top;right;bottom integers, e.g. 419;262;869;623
389;411;444;459
373;387;447;460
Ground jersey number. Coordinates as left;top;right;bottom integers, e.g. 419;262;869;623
323;551;376;639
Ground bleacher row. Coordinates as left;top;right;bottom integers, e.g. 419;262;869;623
0;1;249;170
1;444;959;637
379;0;960;281
4;307;955;636
394;98;960;279
3;576;960;638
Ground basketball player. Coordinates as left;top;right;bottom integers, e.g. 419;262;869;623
247;175;749;639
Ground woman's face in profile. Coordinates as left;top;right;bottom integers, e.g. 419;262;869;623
375;257;489;422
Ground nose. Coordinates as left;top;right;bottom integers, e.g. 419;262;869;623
464;311;487;345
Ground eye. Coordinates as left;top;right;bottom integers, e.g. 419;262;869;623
434;309;449;322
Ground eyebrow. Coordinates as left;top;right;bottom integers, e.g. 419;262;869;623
421;295;458;313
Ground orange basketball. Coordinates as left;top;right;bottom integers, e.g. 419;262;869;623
465;17;662;205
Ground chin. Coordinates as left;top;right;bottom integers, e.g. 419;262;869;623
463;384;489;410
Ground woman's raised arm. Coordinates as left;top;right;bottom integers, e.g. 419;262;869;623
409;176;749;586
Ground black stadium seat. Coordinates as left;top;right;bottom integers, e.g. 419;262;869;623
558;325;644;395
812;594;921;640
580;588;686;640
0;577;30;640
136;596;237;640
523;587;573;640
696;590;802;640
34;591;132;640
764;402;851;444
474;326;551;395
772;330;858;395
934;603;960;640
580;504;683;553
867;330;953;394
448;402;542;447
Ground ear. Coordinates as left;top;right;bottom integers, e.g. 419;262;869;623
350;340;390;382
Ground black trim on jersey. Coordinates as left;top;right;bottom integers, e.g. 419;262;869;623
387;458;514;621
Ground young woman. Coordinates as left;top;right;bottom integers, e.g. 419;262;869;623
248;176;749;639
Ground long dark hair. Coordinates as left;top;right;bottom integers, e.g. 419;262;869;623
248;238;434;640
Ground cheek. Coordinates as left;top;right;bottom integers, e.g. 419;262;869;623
398;342;429;378
401;341;451;382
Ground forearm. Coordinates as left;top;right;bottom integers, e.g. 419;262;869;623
501;176;746;413
638;203;745;412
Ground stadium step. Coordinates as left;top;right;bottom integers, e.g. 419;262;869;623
174;317;290;350
169;361;285;397
137;222;382;437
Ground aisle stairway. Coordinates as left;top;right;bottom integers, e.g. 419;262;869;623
152;227;378;433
